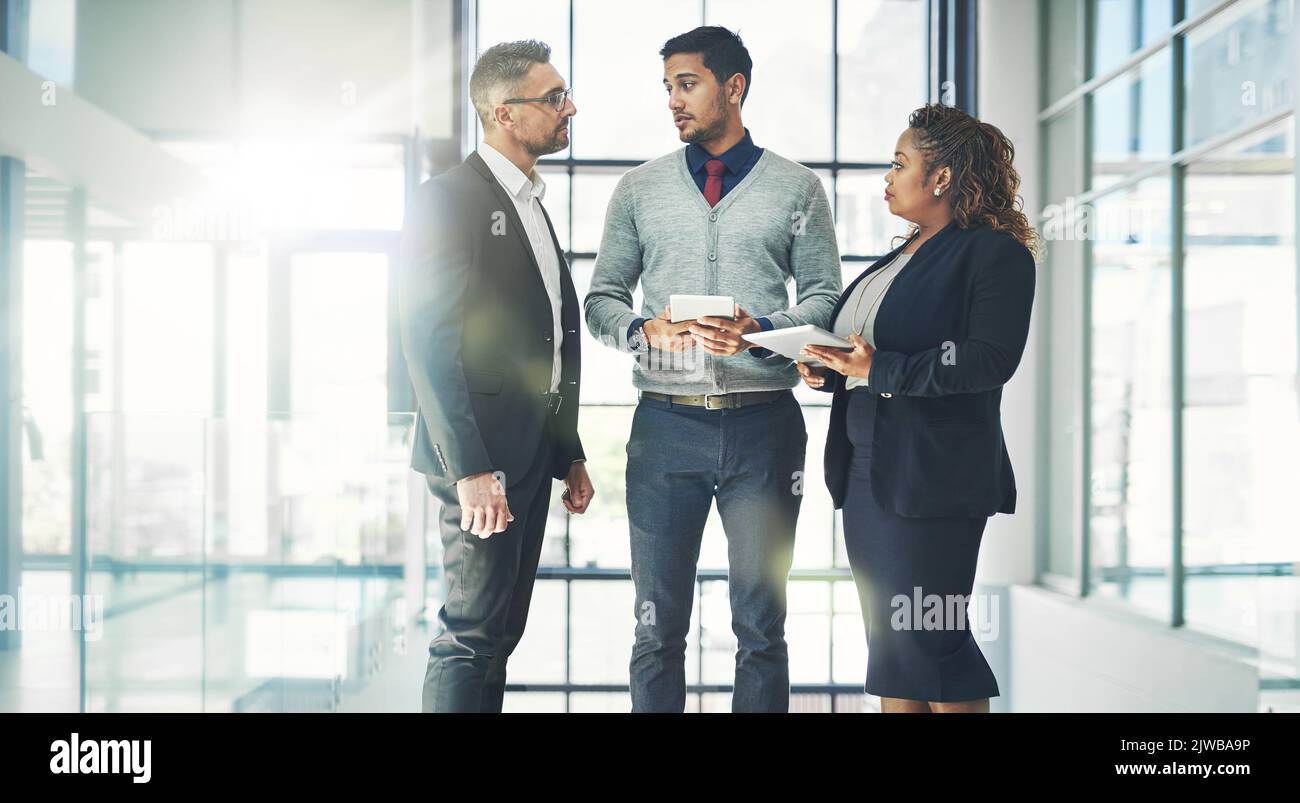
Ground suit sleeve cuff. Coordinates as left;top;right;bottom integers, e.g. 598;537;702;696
867;350;899;394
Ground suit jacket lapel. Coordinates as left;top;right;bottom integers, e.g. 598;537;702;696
828;220;960;324
828;240;909;325
536;201;576;327
466;151;551;302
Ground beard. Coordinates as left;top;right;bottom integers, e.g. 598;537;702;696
679;90;729;144
523;120;570;157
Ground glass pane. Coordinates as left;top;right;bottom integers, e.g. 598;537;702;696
225;251;268;417
1185;0;1296;149
570;581;636;684
206;142;405;232
567;258;639;406
1090;47;1173;193
86;411;206;712
1045;236;1085;580
22;237;73;555
538;168;570;254
571;171;622;254
793;406;834;570
706;0;833;161
786;581;832;683
25;0;76;85
1183;116;1297;661
568;404;634;567
288;253;388;417
572;0;699;159
569;692;633;711
122;243;214;413
1044;0;1085;106
476;0;572;159
832;579;867;684
837;0;927;162
699;579;734;683
1091;0;1174;78
1044;102;1086;205
835;169;904;257
499;579;566;684
502;692;566;711
1088;175;1173;620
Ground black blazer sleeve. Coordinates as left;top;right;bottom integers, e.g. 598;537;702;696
812;368;843;393
397;181;493;482
867;234;1035;397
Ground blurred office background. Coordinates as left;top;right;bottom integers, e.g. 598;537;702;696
0;0;1295;712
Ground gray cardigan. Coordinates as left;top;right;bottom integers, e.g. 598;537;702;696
584;147;843;395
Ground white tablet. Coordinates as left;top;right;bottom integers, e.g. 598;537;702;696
669;294;735;323
741;324;854;367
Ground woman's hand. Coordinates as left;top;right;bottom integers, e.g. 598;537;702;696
802;333;875;379
796;361;828;389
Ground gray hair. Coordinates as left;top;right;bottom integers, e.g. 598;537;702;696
470;39;552;129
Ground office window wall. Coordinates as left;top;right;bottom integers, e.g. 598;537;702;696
472;0;930;711
1038;0;1298;678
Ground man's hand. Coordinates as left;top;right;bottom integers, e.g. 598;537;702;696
455;471;513;538
688;304;762;356
562;461;594;514
796;361;829;389
802;332;875;379
641;305;696;352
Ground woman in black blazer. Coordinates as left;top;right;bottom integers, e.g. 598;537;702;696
801;103;1038;713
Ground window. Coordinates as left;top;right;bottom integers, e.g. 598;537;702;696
1038;0;1299;681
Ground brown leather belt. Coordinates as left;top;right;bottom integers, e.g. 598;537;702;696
639;389;789;410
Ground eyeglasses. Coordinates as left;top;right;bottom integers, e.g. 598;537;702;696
502;87;573;112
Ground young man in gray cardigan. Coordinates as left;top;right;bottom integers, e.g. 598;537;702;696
583;26;842;713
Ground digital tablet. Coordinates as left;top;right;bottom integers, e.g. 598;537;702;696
741;324;854;367
669;294;735;323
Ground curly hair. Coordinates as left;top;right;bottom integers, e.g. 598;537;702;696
899;103;1041;259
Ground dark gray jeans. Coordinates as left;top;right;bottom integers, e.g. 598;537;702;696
625;390;807;712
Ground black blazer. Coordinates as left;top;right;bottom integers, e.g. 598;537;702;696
818;220;1035;517
397;151;584;486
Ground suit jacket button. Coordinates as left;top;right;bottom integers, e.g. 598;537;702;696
880;392;892;398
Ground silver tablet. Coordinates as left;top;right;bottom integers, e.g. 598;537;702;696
669;294;735;323
741;324;853;366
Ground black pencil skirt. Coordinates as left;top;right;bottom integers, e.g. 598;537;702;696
841;387;1000;702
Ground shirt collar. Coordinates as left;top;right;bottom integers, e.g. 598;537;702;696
686;127;758;177
479;140;546;202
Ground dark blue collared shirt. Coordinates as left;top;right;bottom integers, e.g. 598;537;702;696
684;127;763;199
629;128;775;356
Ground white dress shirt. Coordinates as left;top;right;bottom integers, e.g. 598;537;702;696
478;141;564;394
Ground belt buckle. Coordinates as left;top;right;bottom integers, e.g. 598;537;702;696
548;393;564;416
704;393;730;410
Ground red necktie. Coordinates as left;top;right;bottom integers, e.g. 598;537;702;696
703;159;725;207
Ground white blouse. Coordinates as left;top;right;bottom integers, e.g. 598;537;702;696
831;252;914;390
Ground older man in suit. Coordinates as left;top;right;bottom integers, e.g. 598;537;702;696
398;39;593;713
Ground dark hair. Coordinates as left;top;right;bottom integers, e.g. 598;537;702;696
470;39;552;128
904;103;1041;258
659;26;752;105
